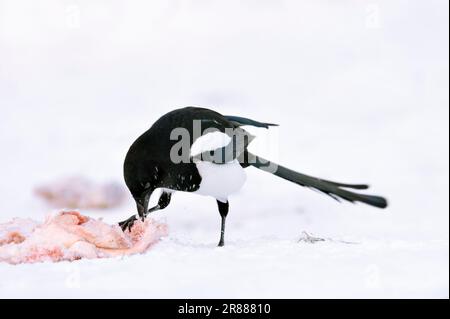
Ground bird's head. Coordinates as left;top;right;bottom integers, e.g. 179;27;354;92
123;149;154;218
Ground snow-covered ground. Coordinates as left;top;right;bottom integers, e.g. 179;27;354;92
0;0;448;298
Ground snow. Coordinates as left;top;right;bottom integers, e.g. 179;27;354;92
0;0;448;298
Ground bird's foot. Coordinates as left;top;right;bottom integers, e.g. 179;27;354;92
119;215;138;232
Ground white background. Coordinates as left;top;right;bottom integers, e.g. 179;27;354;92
0;0;448;298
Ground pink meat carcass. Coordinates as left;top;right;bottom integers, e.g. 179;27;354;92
0;211;168;264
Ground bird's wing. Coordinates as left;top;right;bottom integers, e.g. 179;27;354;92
191;125;254;165
190;131;232;157
223;115;278;128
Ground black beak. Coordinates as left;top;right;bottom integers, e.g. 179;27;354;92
135;195;149;221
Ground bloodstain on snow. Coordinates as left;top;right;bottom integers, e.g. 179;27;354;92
0;211;168;264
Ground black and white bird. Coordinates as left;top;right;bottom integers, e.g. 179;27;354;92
120;107;388;246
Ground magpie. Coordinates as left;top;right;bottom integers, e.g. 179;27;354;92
119;106;388;246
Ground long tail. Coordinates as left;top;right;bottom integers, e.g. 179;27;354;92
247;153;388;209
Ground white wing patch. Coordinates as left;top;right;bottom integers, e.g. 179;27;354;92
190;131;231;157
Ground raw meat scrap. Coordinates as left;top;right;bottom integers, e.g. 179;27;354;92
34;176;127;209
0;211;168;264
0;218;38;246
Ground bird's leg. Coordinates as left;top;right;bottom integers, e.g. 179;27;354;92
118;215;137;232
219;216;226;247
143;192;171;219
119;205;159;231
217;200;229;247
119;192;172;232
142;204;160;219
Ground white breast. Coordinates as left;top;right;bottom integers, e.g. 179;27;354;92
194;159;246;203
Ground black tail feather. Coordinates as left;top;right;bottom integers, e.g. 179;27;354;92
247;153;388;209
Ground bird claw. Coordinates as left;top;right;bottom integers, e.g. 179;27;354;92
119;215;137;232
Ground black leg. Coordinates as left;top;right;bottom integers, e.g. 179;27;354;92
118;214;137;232
147;192;171;217
217;200;229;247
119;192;172;231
